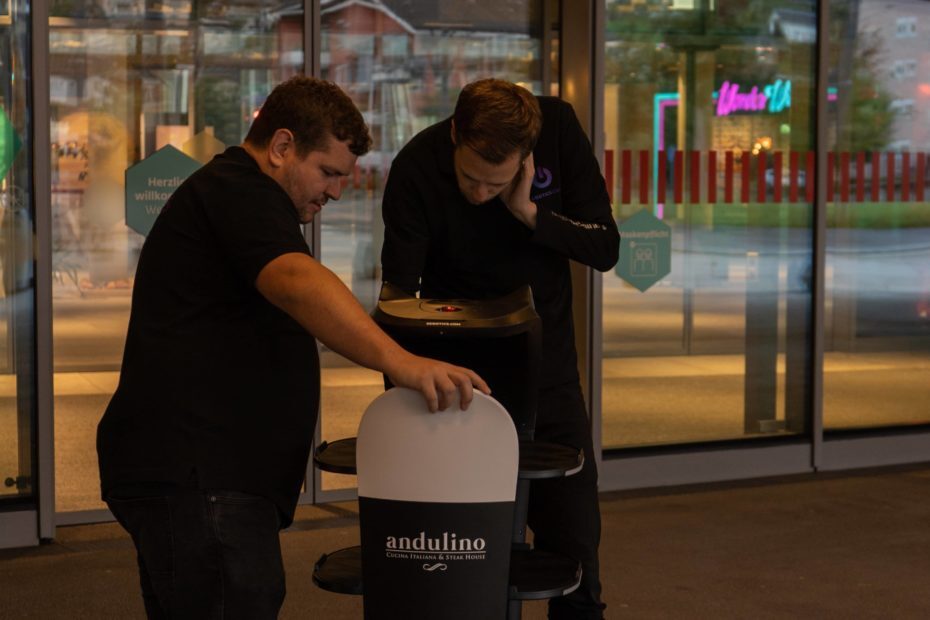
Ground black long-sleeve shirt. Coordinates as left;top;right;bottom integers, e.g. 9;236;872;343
381;96;620;388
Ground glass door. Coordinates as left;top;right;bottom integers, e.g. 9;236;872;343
601;0;817;449
1;0;38;546
316;0;557;496
48;0;304;520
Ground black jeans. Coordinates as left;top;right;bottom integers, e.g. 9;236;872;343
529;384;606;620
106;487;285;619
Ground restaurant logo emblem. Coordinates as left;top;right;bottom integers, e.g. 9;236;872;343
385;531;487;571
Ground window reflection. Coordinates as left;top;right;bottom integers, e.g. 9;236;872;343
318;0;549;491
601;0;816;448
1;0;36;501
824;0;930;430
49;0;302;512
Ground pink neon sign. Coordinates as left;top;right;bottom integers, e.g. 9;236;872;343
716;79;792;116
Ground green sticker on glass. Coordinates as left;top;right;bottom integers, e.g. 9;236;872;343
125;145;201;236
616;209;671;292
0;108;23;179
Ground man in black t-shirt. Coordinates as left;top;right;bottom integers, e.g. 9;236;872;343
382;79;619;619
97;76;487;619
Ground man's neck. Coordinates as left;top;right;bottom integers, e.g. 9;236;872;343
241;141;273;177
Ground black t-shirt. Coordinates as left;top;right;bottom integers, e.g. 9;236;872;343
381;96;619;389
97;146;318;525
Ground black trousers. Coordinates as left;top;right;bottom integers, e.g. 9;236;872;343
528;384;606;620
106;487;285;619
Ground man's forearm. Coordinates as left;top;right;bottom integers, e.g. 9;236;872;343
532;206;620;271
256;252;488;412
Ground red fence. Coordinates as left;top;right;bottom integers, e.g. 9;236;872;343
605;150;930;205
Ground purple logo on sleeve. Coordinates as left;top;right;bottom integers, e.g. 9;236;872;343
531;165;560;201
533;166;553;189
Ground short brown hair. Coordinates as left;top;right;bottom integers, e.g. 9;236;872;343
452;79;542;164
245;76;372;157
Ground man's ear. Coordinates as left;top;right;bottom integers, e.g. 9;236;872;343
268;128;295;168
449;120;457;146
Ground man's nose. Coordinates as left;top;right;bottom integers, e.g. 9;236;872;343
474;185;491;203
327;178;344;201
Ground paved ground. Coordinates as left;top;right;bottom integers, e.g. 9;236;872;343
2;464;930;619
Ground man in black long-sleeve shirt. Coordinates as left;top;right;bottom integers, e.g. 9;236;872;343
381;79;619;619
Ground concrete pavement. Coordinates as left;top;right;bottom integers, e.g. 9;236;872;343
2;464;929;618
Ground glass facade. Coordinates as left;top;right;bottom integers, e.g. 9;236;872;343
1;0;929;542
823;0;930;430
0;0;36;504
